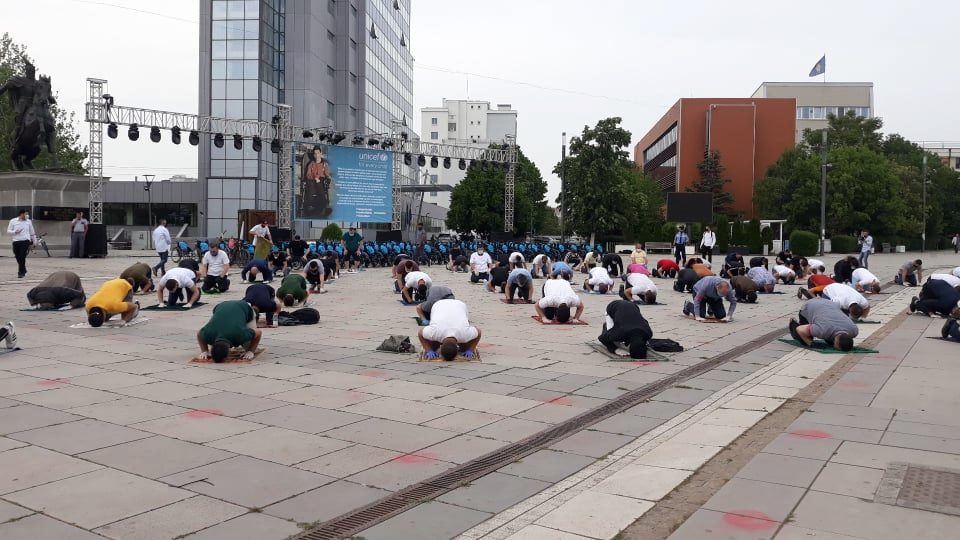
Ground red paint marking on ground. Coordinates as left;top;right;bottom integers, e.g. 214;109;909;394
37;378;70;386
392;452;439;464
787;429;832;439
545;396;575;406
631;361;656;367
184;409;224;419
358;369;388;378
722;511;778;530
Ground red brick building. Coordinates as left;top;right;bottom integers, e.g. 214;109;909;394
634;98;796;219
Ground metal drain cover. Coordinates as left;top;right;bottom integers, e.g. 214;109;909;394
876;462;960;516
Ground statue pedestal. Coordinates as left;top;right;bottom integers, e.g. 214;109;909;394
0;171;92;256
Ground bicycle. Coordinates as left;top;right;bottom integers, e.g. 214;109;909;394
30;233;51;257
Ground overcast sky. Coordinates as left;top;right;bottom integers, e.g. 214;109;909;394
5;0;959;201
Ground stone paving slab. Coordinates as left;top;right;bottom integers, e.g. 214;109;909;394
93;495;247;540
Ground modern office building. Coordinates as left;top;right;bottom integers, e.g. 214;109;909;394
418;99;517;208
751;82;873;143
634;98;796;219
199;0;414;236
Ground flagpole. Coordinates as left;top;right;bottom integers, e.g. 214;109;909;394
823;52;826;84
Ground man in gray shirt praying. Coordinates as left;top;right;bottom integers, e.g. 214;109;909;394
789;298;859;351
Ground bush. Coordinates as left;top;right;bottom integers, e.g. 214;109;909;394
661;223;679;242
689;223;703;247
747;219;763;254
320;223;343;241
830;234;858;254
789;230;819;257
761;226;773;254
731;221;746;246
716;216;730;252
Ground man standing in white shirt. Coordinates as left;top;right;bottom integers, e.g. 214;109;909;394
249;219;273;261
700;226;717;263
7;209;36;278
69;211;88;259
858;230;874;269
200;243;231;293
151;219;171;277
469;245;493;284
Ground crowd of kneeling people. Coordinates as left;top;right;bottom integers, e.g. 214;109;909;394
11;242;958;365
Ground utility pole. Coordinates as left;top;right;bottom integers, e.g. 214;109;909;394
560;132;567;242
143;174;156;249
921;154;927;253
819;129;828;257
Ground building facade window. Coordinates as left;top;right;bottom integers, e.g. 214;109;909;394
797;106;871;120
430;131;438;140
448;122;456;131
431;117;438;125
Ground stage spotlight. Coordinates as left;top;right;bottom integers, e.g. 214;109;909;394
404;153;412;166
252;136;262;152
400;132;409;141
171;126;181;145
233;134;243;150
128;123;139;141
302;130;314;138
381;140;394;149
213;133;224;148
270;139;281;153
458;158;467;170
149;126;161;143
417;154;426;167
107;123;118;139
317;133;328;142
367;138;379;146
188;130;199;146
443;157;451;169
352;135;364;145
430;156;438;168
331;133;346;144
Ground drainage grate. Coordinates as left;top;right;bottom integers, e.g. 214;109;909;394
295;323;797;540
877;462;960;516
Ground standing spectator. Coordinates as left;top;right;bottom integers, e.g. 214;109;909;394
858;229;873;269
341;226;364;273
952;233;959;254
69;211;88;259
414;223;426;261
700;226;717;263
673;225;689;265
249;219;272;261
151;219;171;277
7;209;37;279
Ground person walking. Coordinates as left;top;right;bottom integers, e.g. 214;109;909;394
7;209;36;279
700;226;717;263
953;233;959;254
673;225;689;265
249;219;273;261
151;219;171;277
69;211;88;259
858;229;873;269
414;223;426;261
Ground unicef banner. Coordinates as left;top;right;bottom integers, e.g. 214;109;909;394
294;143;393;222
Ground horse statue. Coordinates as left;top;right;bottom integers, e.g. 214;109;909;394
0;61;58;170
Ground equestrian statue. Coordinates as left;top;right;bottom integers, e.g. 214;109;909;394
0;60;58;170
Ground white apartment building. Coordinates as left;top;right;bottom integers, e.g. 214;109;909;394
751;82;874;143
921;142;960;172
419;99;518;208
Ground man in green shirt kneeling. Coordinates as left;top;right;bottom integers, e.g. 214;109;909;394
277;274;309;307
197;300;263;363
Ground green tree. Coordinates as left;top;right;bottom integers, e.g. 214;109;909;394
554;117;635;241
320;223;342;241
802;110;883;153
687;151;734;217
446;147;547;236
0;33;87;173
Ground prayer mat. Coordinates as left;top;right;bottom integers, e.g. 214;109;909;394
530;315;588;325
191;347;266;364
681;315;726;323
418;350;481;362
412;317;429;327
21;304;84;311
855;320;883;324
759;291;785;294
777;338;879;354
308;289;329;295
398;299;422;306
69;317;150;329
141;302;208;311
587;342;671;362
200;289;226;295
586;290;614;295
499;299;535;304
631;301;668;306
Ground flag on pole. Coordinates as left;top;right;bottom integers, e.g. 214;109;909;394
808;55;826;77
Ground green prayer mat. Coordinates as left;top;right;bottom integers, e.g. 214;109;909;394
777;338;879;354
855;320;882;324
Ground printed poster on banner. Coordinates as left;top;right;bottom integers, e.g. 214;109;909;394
294;143;393;222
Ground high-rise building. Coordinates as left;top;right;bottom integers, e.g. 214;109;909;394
751;82;873;143
419;100;517;208
634;98;795;219
199;0;414;236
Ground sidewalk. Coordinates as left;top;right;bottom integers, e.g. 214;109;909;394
663;306;960;540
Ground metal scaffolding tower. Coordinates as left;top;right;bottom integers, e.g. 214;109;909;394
86;78;107;224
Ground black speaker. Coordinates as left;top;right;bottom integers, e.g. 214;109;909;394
376;230;402;243
84;223;108;258
270;227;292;244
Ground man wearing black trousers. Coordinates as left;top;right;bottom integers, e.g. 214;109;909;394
6;209;36;279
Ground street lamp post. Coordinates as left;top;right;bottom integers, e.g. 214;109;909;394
921;154;927;253
819;129;828;256
143;174;156;249
560;132;567;243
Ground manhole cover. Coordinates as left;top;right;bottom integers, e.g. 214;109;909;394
876;463;960;516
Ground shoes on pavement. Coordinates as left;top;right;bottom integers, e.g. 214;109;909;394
788;318;807;346
3;321;18;349
909;296;919;313
942;319;954;340
682;301;692;317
